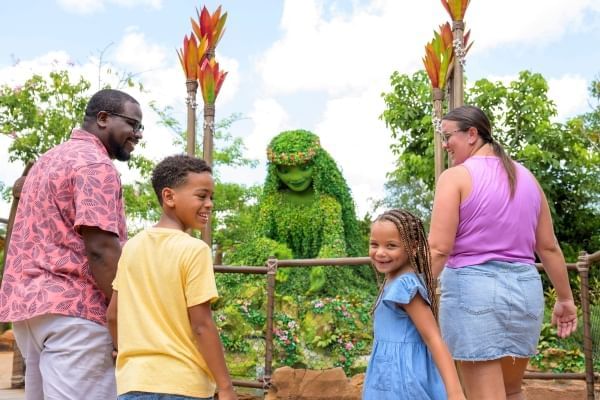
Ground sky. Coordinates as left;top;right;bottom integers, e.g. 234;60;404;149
1;0;599;221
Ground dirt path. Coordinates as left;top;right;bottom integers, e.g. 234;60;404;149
0;351;597;399
0;352;12;390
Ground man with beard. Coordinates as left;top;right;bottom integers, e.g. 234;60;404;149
0;89;143;400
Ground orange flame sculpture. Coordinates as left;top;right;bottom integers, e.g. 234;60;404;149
423;22;472;89
177;33;208;80
191;5;227;51
441;0;470;21
199;58;227;105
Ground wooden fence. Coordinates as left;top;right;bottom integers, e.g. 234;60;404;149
215;251;599;399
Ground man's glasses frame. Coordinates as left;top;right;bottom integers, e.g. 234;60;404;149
106;111;144;133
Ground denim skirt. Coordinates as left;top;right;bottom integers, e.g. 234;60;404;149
439;261;544;361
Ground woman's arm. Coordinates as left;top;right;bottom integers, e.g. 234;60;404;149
428;168;464;278
534;183;577;338
404;296;465;400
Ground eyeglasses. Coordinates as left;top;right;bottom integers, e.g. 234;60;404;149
438;128;464;145
106;111;144;133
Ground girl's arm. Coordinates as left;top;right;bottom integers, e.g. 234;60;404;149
534;183;577;338
428;168;464;278
403;296;465;400
188;302;238;400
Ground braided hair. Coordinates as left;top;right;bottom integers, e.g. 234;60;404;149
372;209;438;319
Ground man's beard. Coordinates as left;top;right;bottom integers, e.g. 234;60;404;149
108;135;131;161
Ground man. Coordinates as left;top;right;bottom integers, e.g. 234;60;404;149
0;89;143;399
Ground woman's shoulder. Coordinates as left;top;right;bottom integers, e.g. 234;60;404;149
440;163;470;179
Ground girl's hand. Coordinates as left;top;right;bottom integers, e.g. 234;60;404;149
551;299;577;338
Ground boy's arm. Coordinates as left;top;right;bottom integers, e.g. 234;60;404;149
106;290;118;351
403;296;465;400
188;302;238;400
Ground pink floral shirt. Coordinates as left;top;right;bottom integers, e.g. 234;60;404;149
0;129;127;325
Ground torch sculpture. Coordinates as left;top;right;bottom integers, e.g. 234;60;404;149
177;5;228;245
441;0;471;108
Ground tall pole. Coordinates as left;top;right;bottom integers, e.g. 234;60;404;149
451;20;465;108
200;46;216;246
432;88;445;182
201;102;214;245
185;79;198;157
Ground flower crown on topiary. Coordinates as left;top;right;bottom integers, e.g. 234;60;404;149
266;130;321;166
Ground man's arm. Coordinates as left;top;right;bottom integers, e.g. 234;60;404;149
106;290;118;350
81;226;121;301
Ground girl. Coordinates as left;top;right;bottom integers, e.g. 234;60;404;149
362;209;464;400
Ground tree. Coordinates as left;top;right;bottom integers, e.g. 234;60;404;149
0;71;260;262
380;70;600;259
1;71;90;163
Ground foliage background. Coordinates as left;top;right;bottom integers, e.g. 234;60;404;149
1;68;599;375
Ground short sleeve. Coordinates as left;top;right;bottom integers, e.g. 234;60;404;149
73;162;123;237
112;267;120;291
183;241;219;307
382;273;431;308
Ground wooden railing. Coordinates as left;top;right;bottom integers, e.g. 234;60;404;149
213;253;598;398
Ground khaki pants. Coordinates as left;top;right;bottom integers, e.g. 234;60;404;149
13;314;116;400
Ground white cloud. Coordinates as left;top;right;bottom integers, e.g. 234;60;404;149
467;0;594;51
114;28;168;71
56;0;162;15
244;98;291;160
257;0;444;95
314;88;395;217
257;0;596;96
548;74;589;121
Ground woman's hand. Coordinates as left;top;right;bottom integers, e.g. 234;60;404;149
551;299;577;338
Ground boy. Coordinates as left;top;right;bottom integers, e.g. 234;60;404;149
107;155;237;400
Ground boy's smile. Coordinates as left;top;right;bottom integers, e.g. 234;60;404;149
170;171;214;231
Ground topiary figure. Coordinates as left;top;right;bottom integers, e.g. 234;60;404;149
247;129;374;295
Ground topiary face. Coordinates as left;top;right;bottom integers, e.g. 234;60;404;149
263;129;366;257
275;162;314;192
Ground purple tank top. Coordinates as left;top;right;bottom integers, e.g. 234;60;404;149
447;156;540;268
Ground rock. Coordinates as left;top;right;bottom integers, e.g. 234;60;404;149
265;366;362;400
0;329;14;351
522;379;589;400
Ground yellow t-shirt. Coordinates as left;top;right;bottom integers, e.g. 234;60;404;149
112;227;219;397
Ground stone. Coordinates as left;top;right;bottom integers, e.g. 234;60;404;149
0;330;14;352
265;367;362;400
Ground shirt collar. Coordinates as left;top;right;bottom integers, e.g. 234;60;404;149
70;128;110;159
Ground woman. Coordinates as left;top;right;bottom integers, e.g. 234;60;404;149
428;106;577;399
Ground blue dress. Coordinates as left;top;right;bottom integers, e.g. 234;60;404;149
362;273;447;399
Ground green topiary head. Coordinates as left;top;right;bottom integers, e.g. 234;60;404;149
263;129;364;256
267;130;321;166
